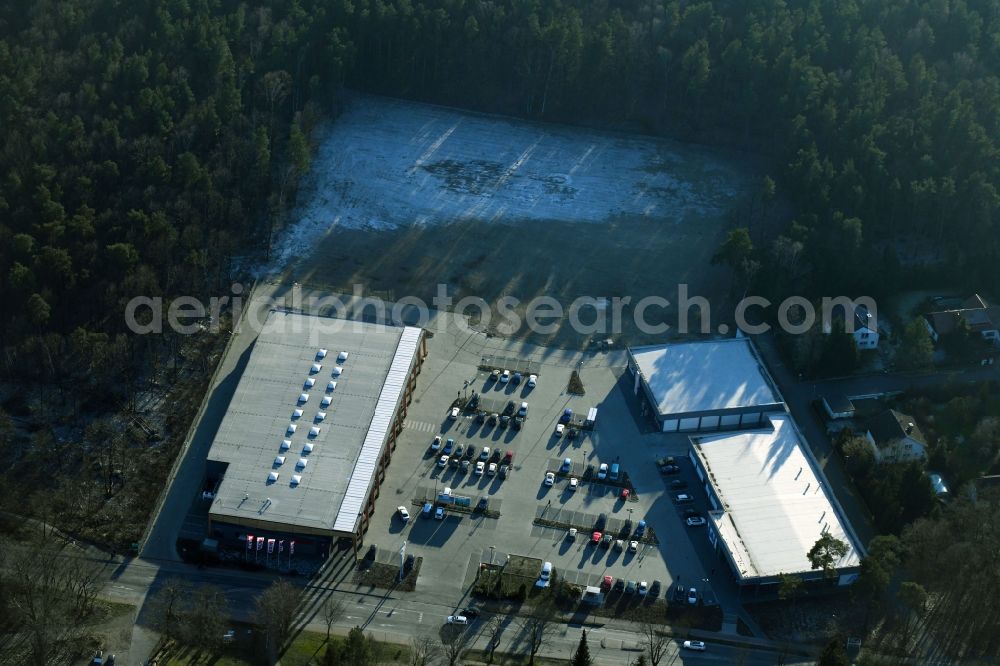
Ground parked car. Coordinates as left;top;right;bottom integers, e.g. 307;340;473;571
686;516;707;527
544;472;555;486
422;502;433;518
449;406;460;419
660;464;680;475
569;477;579;490
476;410;486;423
591;531;602;544
91;651;104;666
621;488;630;500
446;615;468;625
480;446;491;460
500;370;511;383
560;458;572;473
438;455;449;468
638;581;648;596
435;507;445;520
499;415;510;428
625;580;637;594
682;508;699;518
595;513;607;531
674;493;694;503
517;402;528;417
488;462;498;476
612;579;625;592
453;444;464;458
614;539;624;551
490;448;502;462
567;528;577;540
527;374;537;388
475;461;485;476
499;464;510;478
430;435;442;452
600;534;613;548
682;640;706;651
555;423;565;436
512;372;522;385
463;608;480;619
560;408;573;423
477;497;489;511
601;575;614;591
635;520;647;537
443;438;455;455
597;463;608;480
397;506;410;523
670;479;688;490
629;540;639;553
687;587;699;605
538;561;553;587
502;450;514;464
650;580;662;597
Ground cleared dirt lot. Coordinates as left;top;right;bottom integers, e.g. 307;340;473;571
276;94;760;347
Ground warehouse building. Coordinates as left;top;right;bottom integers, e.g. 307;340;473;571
204;310;425;557
689;414;862;588
627;337;783;432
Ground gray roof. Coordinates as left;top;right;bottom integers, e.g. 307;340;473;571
208;311;421;535
823;393;855;414
867;409;926;447
630;338;780;417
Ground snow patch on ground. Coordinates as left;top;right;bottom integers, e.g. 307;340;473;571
265;95;750;274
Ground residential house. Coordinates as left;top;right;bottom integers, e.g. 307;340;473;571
865;409;927;463
851;306;879;350
821;393;855;420
923;294;1000;346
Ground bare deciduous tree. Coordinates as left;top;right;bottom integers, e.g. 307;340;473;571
640;620;669;666
485;613;505;664
256;579;302;657
410;634;440;666
440;626;471;666
521;604;554;666
322;595;346;642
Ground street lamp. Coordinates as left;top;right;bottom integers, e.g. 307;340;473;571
489;544;496;565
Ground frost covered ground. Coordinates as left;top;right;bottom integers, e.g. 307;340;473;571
270;94;759;346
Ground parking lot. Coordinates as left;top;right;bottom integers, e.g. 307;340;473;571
362;314;728;613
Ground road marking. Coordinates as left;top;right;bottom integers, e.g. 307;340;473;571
405;419;436;433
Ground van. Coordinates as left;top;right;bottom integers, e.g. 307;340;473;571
609;463;620;481
536;561;553;588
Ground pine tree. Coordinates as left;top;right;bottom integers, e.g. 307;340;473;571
572;629;593;666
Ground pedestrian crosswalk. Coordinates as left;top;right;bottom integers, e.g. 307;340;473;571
404;419;436;433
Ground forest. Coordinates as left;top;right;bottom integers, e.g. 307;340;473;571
1;0;999;658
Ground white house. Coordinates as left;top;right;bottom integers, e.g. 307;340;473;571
851;306;879;350
865;410;927;463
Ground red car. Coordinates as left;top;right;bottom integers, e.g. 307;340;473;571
592;531;602;544
601;575;614;591
621;488;630;500
503;450;514;464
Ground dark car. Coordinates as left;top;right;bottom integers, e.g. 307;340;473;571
454;444;464;458
600;534;613;548
650;580;662;598
660;464;680;475
503;400;516;416
477;497;489;511
670;479;688;490
499;415;510;428
512;372;522;385
595;512;608;532
625;580;637;594
463;607;481;619
476;411;486;423
464;446;476;460
612;579;625;592
560;408;573;423
683;508;699;518
490;448;503;462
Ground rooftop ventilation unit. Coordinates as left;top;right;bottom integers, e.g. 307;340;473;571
286;424;297;435
268;471;280;482
296;458;308;470
304;377;315;388
326;381;337;392
337;351;349;362
298;393;309;404
315;412;326;422
303;442;314;454
308;426;321;438
316;349;328;359
291;474;302;486
321;396;332;408
274;455;286;466
332;367;343;378
311;363;322;374
280;439;291;451
292;408;303;419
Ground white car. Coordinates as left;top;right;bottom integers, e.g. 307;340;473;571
638;581;648;596
500;370;510;383
475;461;485;476
438;455;449;468
569;477;579;491
682;640;706;651
487;462;497;476
686;516;707;527
567;528;578;540
397;506;410;523
597;463;608;480
555;423;565;435
536;561;553;588
543;472;555;486
687;587;698;605
446;615;469;625
430;435;442;451
449;406;460;419
480;446;491;460
629;540;639;553
527;374;537;388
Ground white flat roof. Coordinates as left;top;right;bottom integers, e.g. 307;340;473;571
631;338;779;416
207;311;421;535
693;414;861;580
